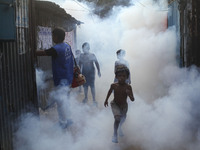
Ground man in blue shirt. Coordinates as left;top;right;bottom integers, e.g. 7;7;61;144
36;27;74;128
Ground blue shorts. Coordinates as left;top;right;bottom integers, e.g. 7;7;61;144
83;72;95;87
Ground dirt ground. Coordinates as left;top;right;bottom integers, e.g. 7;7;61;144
39;88;141;150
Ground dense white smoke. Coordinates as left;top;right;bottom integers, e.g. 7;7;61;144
14;0;200;150
36;69;48;90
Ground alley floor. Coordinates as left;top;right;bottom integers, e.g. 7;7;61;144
38;88;141;150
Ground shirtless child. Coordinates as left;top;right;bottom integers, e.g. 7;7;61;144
104;65;135;143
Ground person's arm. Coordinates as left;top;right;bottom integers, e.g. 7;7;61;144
126;85;135;101
36;48;57;57
128;75;131;84
36;50;47;56
78;54;82;70
104;84;114;107
93;54;101;77
127;61;131;84
114;61;117;73
95;61;101;77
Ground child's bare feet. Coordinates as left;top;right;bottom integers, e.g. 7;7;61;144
82;98;88;103
93;100;98;107
112;135;118;143
118;127;124;137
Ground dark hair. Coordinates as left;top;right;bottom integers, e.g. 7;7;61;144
115;65;130;77
52;28;65;42
116;49;126;56
82;42;90;48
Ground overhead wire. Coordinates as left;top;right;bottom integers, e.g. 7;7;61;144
135;0;146;7
64;8;87;12
71;0;91;12
66;0;96;23
134;0;168;11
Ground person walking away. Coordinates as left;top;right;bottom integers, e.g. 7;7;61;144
104;65;135;143
114;49;131;84
36;27;74;129
79;42;101;106
75;49;81;65
75;49;82;93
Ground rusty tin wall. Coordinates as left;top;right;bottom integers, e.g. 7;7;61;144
0;1;38;150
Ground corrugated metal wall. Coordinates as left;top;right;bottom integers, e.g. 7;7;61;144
168;0;200;67
169;0;200;67
0;0;38;150
168;0;181;66
192;0;200;67
180;0;193;67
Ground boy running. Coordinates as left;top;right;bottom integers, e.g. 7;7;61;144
104;65;135;143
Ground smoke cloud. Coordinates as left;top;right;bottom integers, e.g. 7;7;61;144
14;0;200;150
36;69;49;90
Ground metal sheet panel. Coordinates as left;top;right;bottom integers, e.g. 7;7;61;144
170;0;200;67
168;1;181;66
192;0;200;67
0;0;16;40
0;0;38;150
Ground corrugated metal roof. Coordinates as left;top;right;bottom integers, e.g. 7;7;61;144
35;1;82;25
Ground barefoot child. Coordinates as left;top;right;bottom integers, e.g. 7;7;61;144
104;65;135;143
